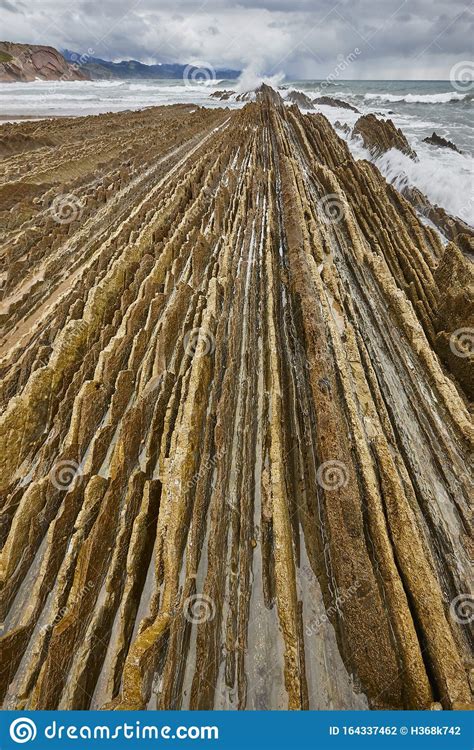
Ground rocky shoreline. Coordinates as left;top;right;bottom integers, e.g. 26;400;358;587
0;88;472;711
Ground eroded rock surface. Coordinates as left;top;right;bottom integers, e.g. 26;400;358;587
0;92;472;712
314;96;360;113
210;90;235;101
353;113;417;159
286;90;315;109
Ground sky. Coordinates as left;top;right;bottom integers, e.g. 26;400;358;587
0;0;473;79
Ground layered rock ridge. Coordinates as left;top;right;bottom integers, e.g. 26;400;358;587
0;91;472;711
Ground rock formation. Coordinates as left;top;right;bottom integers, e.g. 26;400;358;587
0;42;90;83
405;185;473;245
353;113;417;159
334;120;351;135
210;90;234;101
314;96;360;113
0;90;472;712
423;131;463;154
285;90;315;109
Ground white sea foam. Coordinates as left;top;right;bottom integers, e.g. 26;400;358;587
0;79;471;228
363;92;468;104
235;65;285;94
377;147;472;225
347;136;473;226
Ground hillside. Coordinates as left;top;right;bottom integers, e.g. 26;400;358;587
0;42;240;83
63;50;241;81
0;41;90;82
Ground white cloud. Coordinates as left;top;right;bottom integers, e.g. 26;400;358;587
0;0;472;79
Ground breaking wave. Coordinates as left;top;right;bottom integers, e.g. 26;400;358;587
373;146;473;226
363;92;470;104
235;65;285;95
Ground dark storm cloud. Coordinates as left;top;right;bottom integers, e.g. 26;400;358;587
0;0;472;78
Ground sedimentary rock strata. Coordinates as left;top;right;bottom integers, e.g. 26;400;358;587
210;90;235;101
0;90;472;712
353;113;417;159
314;96;360;113
0;42;90;83
286;90;315;109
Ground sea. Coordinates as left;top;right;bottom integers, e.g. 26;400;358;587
0;78;472;226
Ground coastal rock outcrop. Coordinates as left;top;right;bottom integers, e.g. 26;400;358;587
210;89;234;101
405;185;474;244
314;95;360;113
0;42;90;83
432;243;474;398
285;90;315;109
0;91;472;713
423;131;463;154
334;120;351;134
353;113;417;158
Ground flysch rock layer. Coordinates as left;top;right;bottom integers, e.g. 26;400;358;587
0;90;472;712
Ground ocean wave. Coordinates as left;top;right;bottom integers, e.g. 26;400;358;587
363;92;469;104
117;82;178;92
374;146;473;225
235;66;285;94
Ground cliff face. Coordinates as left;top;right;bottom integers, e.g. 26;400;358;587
0;42;90;82
0;91;472;712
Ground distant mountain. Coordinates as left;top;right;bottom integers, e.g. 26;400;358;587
0;42;90;82
63;50;241;81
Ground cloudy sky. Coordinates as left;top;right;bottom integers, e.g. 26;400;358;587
1;0;472;79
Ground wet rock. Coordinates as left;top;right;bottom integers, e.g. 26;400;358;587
0;91;471;713
334;120;351;135
423;131;463;154
314;96;360;113
405;185;474;244
432;243;474;399
210;90;234;101
353;113;417;159
286;90;315;109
